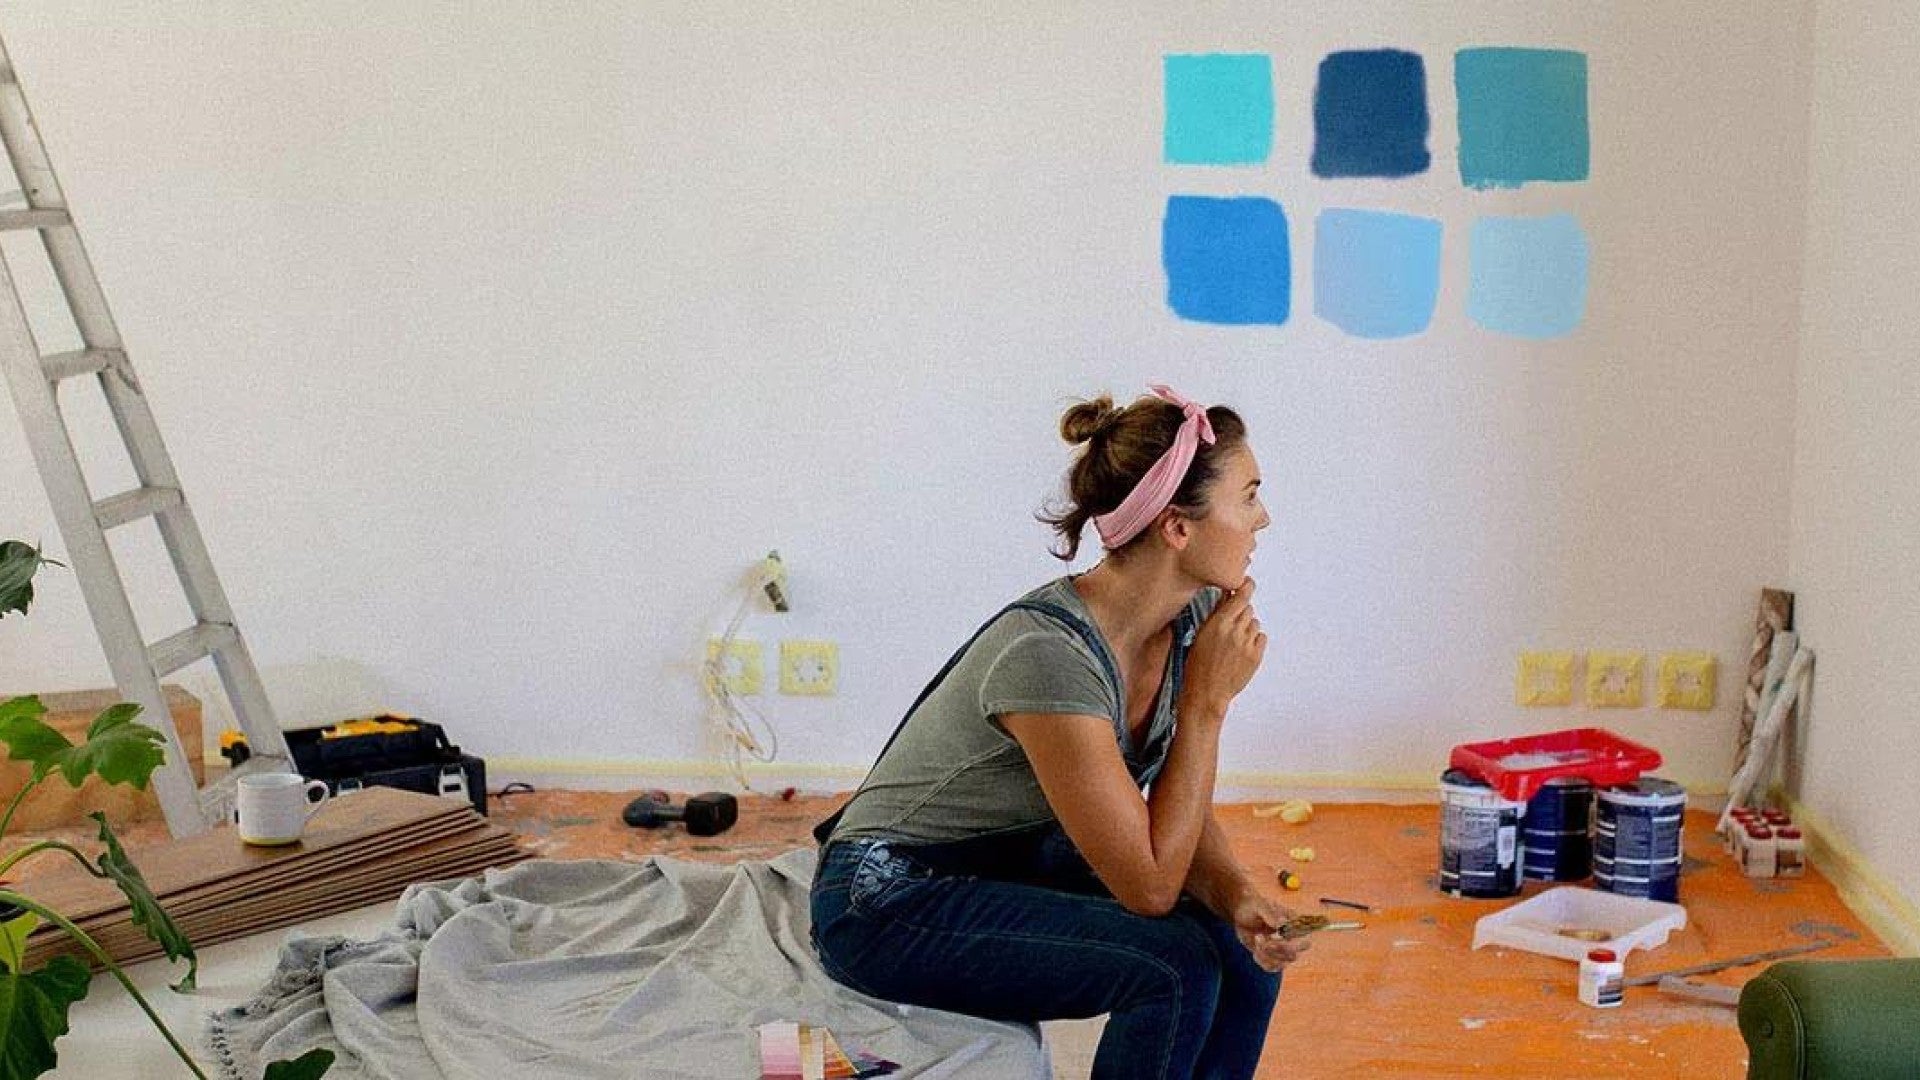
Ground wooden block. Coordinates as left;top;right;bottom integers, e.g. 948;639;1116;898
0;685;204;830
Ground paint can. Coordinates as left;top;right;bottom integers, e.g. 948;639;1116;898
1521;776;1593;881
1438;768;1523;898
1593;777;1686;902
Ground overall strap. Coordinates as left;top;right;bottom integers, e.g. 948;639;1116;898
811;596;1114;845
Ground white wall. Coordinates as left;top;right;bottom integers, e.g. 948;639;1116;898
1;6;1810;798
1787;0;1920;949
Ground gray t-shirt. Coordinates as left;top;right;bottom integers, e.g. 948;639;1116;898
828;577;1221;846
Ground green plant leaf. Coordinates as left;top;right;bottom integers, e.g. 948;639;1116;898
264;1047;336;1079
56;705;162;790
88;814;196;992
0;699;166;793
0;540;55;620
0;906;42;974
0;954;90;1078
0;696;70;784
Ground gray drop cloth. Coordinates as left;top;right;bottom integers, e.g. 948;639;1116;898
206;849;1047;1080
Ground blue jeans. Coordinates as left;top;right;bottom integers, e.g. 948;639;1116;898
810;827;1281;1080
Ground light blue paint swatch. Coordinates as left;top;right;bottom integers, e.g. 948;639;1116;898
1314;209;1442;339
1455;47;1589;189
1163;195;1290;325
1164;54;1273;165
1467;214;1589;338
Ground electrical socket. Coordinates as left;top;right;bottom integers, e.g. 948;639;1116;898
1657;652;1717;710
1516;651;1575;706
780;639;838;696
705;638;764;695
1585;651;1645;708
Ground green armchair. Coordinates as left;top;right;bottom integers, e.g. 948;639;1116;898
1738;958;1920;1079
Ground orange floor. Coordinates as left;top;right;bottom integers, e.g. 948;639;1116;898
487;790;1891;1078
15;790;1892;1077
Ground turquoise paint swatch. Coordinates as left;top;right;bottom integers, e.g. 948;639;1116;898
1455;47;1589;189
1163;195;1290;325
1314;209;1442;339
1467;214;1589;339
1164;54;1273;165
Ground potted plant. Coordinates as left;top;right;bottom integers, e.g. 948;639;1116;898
0;539;332;1079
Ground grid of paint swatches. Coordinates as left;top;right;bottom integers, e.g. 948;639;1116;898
758;1021;900;1080
1161;47;1590;339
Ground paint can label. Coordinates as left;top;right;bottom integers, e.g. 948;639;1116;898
1438;769;1524;898
1594;777;1686;902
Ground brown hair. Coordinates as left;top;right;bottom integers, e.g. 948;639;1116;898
1037;392;1247;561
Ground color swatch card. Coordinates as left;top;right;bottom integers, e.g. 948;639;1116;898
759;1021;802;1080
759;1021;899;1079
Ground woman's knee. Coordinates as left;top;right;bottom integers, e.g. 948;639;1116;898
1110;911;1227;1012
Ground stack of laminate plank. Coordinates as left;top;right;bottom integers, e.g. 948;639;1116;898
15;786;527;971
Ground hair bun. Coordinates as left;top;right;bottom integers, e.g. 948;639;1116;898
1059;395;1122;445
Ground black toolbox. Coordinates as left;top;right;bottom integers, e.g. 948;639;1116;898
282;715;488;816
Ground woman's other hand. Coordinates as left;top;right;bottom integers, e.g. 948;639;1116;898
1229;890;1309;973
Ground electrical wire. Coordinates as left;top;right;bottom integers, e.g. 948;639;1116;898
702;557;784;791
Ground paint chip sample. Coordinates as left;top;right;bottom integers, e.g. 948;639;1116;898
1517;651;1575;707
1467;213;1589;338
1163;195;1291;325
1314;208;1442;338
1164;53;1274;165
1455;47;1589;189
1657;652;1717;710
1586;651;1645;708
1312;49;1431;178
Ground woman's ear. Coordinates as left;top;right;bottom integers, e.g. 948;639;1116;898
1157;509;1193;551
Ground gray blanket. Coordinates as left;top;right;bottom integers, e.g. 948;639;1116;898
206;849;1047;1079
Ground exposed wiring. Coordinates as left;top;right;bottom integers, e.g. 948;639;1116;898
703;552;786;791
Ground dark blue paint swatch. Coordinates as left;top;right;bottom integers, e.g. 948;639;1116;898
1162;196;1291;325
1312;49;1431;178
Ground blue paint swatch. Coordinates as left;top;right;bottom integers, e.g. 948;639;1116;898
1163;196;1290;325
1467;214;1589;338
1163;54;1273;165
1312;49;1430;178
1456;47;1589;189
1314;209;1442;339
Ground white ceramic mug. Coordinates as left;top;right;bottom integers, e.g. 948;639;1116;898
234;772;331;846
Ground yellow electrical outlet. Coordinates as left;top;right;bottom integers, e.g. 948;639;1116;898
1657;652;1717;710
1586;651;1645;708
1516;651;1575;706
780;639;838;696
705;638;764;695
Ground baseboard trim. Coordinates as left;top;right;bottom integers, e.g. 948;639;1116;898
490;759;1725;807
489;757;869;794
1782;796;1920;957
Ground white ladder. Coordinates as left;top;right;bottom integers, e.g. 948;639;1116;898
0;33;292;836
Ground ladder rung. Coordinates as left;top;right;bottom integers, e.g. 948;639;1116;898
147;622;238;677
0;207;69;231
41;347;123;382
93;485;182;529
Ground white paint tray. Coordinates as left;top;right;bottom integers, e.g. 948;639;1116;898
1471;886;1687;961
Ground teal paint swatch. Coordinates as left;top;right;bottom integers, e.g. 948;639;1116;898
1164;53;1273;165
1163;195;1291;325
1455;47;1589;189
1467;214;1589;339
1314;209;1442;339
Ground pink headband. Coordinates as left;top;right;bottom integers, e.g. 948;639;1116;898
1092;384;1216;549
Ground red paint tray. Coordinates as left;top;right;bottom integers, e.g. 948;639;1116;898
1449;727;1662;803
